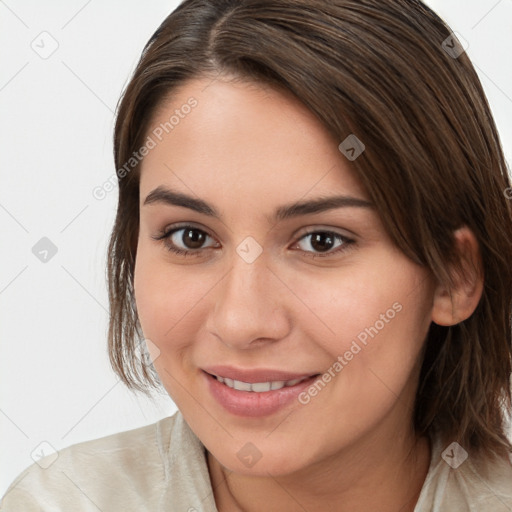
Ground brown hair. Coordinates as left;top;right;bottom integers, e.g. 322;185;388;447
108;0;512;460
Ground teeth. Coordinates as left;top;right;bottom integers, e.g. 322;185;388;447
252;382;272;392
270;381;285;390
233;380;252;391
215;375;308;392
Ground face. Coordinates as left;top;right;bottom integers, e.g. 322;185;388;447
134;76;436;476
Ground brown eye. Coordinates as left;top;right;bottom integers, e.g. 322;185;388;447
308;232;337;252
153;225;219;256
294;230;354;258
180;228;207;249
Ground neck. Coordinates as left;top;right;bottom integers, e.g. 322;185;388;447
207;427;431;512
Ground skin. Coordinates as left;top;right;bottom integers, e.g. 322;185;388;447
133;76;483;511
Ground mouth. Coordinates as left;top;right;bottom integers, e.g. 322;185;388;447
209;373;314;392
202;367;321;417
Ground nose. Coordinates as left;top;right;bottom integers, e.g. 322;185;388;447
205;251;292;350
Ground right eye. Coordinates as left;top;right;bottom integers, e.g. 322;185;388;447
153;225;220;257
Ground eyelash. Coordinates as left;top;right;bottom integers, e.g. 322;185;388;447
152;225;355;259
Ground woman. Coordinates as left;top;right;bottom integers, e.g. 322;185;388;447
2;0;512;510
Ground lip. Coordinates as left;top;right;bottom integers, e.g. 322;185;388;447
202;366;320;417
202;365;316;383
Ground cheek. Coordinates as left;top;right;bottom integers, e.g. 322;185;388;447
282;260;413;355
133;244;213;363
133;252;201;402
289;259;432;399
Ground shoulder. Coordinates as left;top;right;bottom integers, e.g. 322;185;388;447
0;411;209;511
415;436;512;512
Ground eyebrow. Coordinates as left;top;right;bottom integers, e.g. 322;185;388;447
143;185;373;222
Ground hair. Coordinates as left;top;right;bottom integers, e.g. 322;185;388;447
107;0;512;461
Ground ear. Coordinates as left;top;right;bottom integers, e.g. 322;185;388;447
431;226;484;326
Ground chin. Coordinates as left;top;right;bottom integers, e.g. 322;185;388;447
212;442;315;478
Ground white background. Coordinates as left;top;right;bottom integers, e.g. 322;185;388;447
1;0;511;497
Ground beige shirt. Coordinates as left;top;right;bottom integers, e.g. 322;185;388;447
2;410;512;511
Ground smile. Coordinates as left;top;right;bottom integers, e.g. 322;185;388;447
213;374;310;392
203;368;321;417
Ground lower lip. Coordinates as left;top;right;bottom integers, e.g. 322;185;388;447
203;371;319;417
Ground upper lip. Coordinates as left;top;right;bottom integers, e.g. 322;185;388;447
203;365;319;383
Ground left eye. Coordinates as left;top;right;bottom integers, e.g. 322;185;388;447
293;231;353;257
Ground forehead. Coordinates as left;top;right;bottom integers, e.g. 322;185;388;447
139;77;368;211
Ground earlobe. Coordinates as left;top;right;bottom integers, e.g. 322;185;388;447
431;226;484;327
